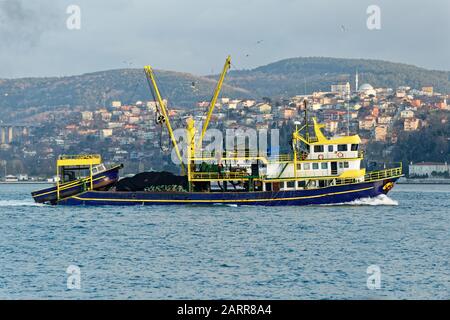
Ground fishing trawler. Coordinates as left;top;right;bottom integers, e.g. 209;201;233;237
32;56;402;206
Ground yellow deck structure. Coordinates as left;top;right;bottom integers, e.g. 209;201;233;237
56;154;102;200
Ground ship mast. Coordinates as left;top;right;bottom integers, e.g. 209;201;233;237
304;99;310;142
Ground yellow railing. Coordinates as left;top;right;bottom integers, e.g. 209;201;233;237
272;154;292;162
59;154;101;160
193;150;365;164
335;178;358;186
191;165;403;184
195;150;266;158
193;150;294;163
191;171;248;181
324;166;402;186
364;166;403;182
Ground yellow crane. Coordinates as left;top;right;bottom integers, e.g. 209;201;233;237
144;66;186;174
143;56;231;177
197;55;232;150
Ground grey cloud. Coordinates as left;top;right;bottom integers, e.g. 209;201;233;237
0;0;60;48
0;0;449;78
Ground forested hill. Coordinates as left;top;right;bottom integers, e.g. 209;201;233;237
0;69;251;115
223;57;450;98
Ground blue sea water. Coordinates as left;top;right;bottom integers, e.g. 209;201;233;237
0;183;449;300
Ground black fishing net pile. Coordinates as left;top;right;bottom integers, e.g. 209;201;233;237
115;171;188;192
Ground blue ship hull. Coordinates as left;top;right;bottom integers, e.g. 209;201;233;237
56;177;399;206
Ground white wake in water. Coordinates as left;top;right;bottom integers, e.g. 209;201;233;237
212;203;238;207
0;200;44;207
327;194;399;206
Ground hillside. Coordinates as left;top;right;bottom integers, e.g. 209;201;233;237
0;69;251;122
1;57;449;122
224;57;450;98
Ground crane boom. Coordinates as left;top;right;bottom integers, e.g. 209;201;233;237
198;55;231;150
144;66;186;174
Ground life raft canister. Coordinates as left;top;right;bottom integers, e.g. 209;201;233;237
383;181;394;192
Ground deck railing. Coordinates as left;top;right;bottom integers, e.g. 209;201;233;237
364;166;403;182
191;165;403;184
193;150;365;163
191;171;248;181
192;151;294;164
59;154;101;160
335;166;403;185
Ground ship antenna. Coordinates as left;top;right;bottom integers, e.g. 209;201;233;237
347;100;350;136
303;100;309;142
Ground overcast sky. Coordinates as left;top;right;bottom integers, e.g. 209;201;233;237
0;0;449;78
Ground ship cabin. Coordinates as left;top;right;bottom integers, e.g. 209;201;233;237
55;155;104;196
56;154;102;182
263;118;365;191
188;118;383;193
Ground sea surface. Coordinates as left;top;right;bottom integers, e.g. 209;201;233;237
0;183;448;300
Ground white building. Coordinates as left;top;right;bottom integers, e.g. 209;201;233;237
409;162;449;178
359;83;377;97
242;100;256;108
81;111;94;121
5;175;18;182
331;82;351;95
101;129;113;139
18;174;28;181
401;110;415;119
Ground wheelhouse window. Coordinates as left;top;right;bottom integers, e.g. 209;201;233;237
321;162;328;170
314;145;324;153
351;144;359;151
287;181;295;188
340;162;350;169
338;144;348;152
303;163;310;170
297;181;306;188
328;145;334;152
312;163;319;170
